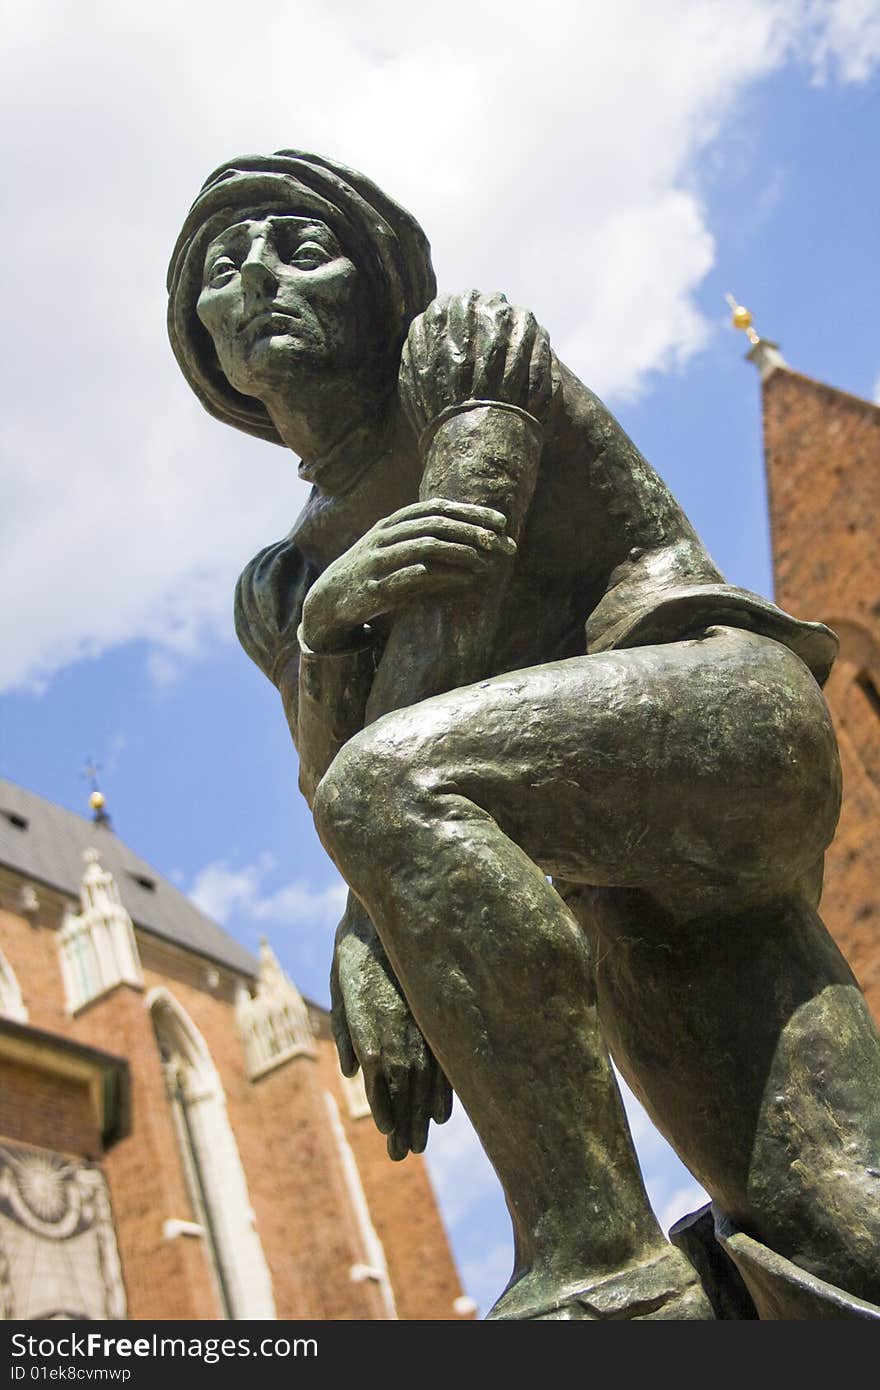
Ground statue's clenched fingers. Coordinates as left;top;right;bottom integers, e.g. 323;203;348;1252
385;1058;413;1135
376;498;508;533
331;1009;358;1079
377;538;493;574
329;958;358;1078
408;1053;433;1155
375;565;473;601
430;1064;453;1126
362;1061;395;1136
378;517;514;553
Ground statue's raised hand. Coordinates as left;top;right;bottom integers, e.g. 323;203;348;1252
300;499;515;652
331;895;452;1160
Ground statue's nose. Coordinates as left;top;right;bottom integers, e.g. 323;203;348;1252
241;240;278;298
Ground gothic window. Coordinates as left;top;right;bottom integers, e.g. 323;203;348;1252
856;670;880;720
0;947;27;1023
852;670;880;789
822;618;880;792
147;988;275;1321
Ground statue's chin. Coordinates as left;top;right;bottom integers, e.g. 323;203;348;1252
229;338;332;405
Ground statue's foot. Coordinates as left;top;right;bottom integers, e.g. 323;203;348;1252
486;1244;714;1321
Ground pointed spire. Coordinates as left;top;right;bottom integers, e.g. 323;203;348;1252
255;937;291;999
725;293;788;381
58;849;143;1010
236;938;315;1077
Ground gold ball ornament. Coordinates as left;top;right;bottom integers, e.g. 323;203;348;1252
731;304;753;332
89;790;106;811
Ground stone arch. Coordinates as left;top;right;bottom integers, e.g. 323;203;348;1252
146;987;275;1320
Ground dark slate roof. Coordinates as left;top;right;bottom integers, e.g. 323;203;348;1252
0;778;258;979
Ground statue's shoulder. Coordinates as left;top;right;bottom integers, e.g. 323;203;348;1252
234;533;315;684
399;289;556;432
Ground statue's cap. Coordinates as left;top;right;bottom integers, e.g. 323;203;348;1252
167;150;437;445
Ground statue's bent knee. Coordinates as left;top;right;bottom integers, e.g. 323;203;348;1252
761;660;841;868
708;636;842;885
313;722;414;866
312;739;370;859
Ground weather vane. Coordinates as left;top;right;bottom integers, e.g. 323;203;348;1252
81;758;110;825
725;293;760;346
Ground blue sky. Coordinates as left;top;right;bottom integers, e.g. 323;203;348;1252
2;0;879;1317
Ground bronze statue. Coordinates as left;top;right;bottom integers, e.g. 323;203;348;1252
168;151;880;1319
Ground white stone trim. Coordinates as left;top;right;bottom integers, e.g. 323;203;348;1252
746;338;788;381
163;1219;204;1241
246;1041;315;1080
0;946;27;1023
324;1091;397;1319
339;1066;372;1120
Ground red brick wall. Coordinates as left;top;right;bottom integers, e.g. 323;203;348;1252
247;1049;388;1319
0;1058;99;1158
71;981;221;1320
763;368;880;1016
0;887;70;1033
317;1038;473;1320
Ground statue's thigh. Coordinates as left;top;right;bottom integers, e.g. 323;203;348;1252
382;625;840;895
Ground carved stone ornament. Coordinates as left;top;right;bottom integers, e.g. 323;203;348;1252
0;1144;126;1320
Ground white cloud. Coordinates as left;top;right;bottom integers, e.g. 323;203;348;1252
460;1243;515;1318
189;860;265;923
189;854;347;930
2;0;877;693
806;0;880;83
426;1103;501;1228
618;1075;710;1233
251;880;349;930
659;1182;713;1235
424;1099;513;1313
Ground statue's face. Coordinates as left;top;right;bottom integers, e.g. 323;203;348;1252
196;215;372;401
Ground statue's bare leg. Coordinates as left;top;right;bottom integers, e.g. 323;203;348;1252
313;625;880;1314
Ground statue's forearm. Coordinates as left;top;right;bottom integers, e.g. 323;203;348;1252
367;402;542;722
276;633;375;806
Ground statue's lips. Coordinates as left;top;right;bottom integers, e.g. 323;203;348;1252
237;309;302;338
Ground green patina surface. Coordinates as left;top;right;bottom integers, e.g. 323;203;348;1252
167;151;880;1319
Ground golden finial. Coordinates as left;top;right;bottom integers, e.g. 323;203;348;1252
725;292;760;346
82;759;111;826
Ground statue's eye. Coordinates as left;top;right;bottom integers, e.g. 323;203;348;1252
290;241;332;269
206;256;237;287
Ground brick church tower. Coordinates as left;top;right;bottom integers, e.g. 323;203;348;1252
742;324;880;1015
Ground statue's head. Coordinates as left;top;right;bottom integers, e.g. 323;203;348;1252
167;151;436;446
